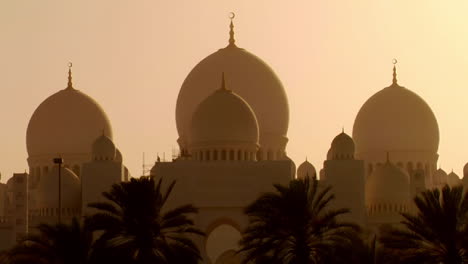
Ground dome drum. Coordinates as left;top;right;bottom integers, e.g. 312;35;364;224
191;147;258;162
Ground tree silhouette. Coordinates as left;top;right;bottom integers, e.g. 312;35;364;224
87;176;204;264
380;184;468;264
239;177;359;264
5;218;93;264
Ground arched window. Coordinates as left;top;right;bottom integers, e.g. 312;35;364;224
213;150;218;161
229;150;235;160
221;150;227;161
237;150;242;161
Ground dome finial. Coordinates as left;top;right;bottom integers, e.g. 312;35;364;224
220;72;228;91
392;59;398;85
67;62;74;89
228;12;236;47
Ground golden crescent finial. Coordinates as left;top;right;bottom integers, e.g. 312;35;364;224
392;58;398;65
67;62;73;89
229;12;235;20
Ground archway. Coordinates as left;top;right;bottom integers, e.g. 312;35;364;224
206;224;242;264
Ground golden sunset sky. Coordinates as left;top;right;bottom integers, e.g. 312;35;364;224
1;0;468;181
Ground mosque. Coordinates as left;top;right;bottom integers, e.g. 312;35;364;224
1;17;467;264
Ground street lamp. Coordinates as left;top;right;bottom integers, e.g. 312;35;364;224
53;157;63;223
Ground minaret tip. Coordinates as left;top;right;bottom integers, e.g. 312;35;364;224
67;62;74;89
228;12;236;47
392;59;398;85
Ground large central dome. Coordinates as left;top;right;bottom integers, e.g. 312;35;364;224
27;69;112;157
175;21;289;158
353;67;439;156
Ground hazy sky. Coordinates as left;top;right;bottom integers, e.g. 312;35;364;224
1;1;468;181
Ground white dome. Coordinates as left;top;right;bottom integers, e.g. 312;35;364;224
27;78;112;157
116;148;123;163
176;28;289;154
447;171;462;187
92;134;116;161
463;163;468;179
297;160;316;179
330;132;355;160
353;69;439;156
326;148;332;160
190;76;259;149
36;165;81;210
365;161;410;204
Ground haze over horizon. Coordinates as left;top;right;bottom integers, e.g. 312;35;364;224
2;0;468;181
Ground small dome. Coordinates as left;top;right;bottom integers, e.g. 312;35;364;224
447;171;462;187
190;76;259;149
297;160;316;179
36;165;81;210
92;134;116;161
434;168;448;186
353;70;439;156
330;132;355;160
27;79;112;157
365;162;410;204
463;163;468;179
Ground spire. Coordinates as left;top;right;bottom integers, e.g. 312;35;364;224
392;59;398;85
228;12;236;47
67;62;74;89
220;72;228;91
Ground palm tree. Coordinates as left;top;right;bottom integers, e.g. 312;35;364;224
380;184;468;264
342;235;400;264
5;217;93;264
87;176;204;264
238;177;360;264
